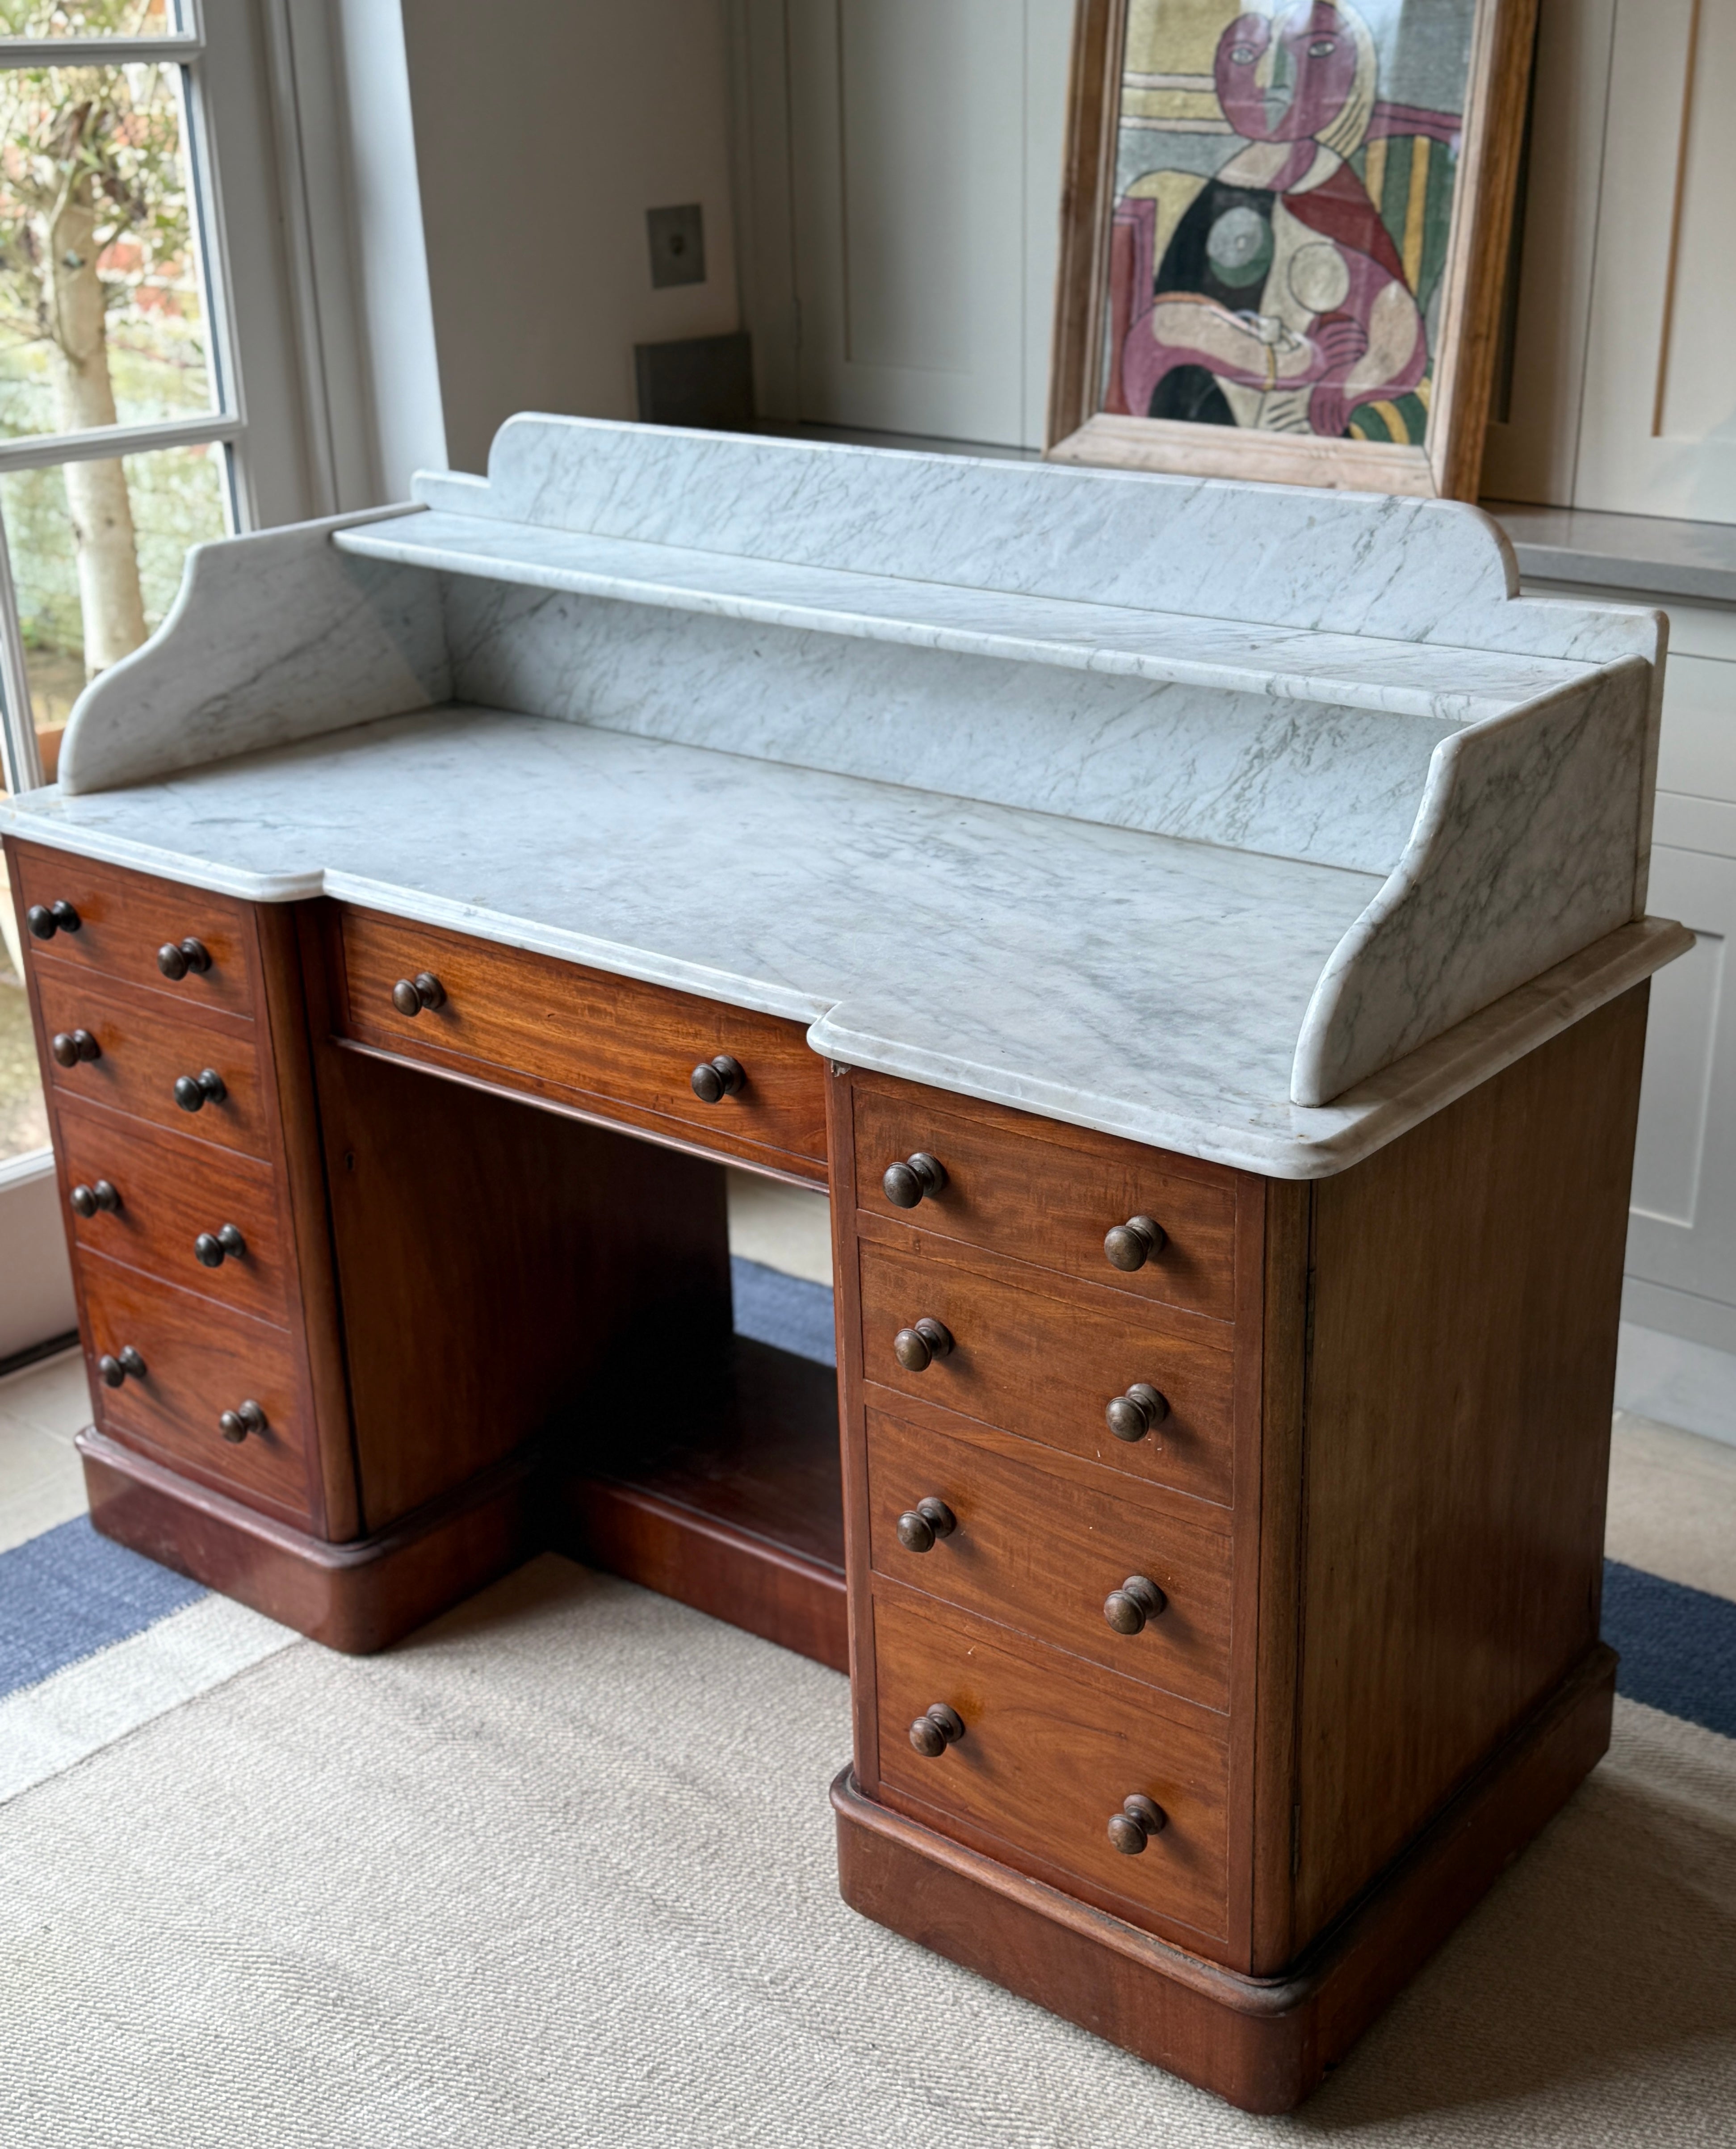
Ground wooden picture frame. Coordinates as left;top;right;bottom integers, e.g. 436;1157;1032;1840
1046;0;1539;499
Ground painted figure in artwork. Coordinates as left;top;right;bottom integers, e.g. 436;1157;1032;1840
1109;0;1460;442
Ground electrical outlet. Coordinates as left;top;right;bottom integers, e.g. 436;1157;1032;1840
647;204;706;290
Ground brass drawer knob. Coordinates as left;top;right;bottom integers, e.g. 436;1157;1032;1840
50;1028;101;1067
908;1702;965;1758
882;1151;947;1208
1104;1215;1166;1272
68;1179;122;1219
893;1317;953;1372
895;1497;957;1553
219;1398;268;1444
1107;1794;1167;1855
173;1067;227;1113
1103;1575;1167;1634
391;972;446;1017
690;1053;745;1103
26;899;81;939
194;1223;247;1269
157;937;212;980
97;1345;147;1387
1105;1382;1168;1442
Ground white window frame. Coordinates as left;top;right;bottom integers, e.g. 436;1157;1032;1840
0;0;257;794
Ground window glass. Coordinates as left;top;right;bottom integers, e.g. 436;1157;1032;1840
1;439;227;769
0;3;179;41
0;50;212;437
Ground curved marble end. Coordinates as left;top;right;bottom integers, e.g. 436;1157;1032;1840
1291;657;1655;1105
57;510;448;797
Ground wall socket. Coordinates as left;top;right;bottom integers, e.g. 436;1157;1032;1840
647;204;706;290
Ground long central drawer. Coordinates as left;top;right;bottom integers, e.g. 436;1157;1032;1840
332;908;828;1175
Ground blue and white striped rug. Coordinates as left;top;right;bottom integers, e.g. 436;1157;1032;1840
4;1257;1733;1803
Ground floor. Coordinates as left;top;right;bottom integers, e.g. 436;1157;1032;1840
4;1173;1733;1593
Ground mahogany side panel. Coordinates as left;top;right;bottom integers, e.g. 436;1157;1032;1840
1291;987;1647;1948
307;1027;736;1533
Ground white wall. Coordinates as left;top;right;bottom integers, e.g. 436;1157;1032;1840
397;0;742;477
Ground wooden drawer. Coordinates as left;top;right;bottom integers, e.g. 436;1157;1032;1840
34;959;271;1160
873;1590;1229;1942
334;908;827;1173
865;1407;1232;1709
854;1077;1238;1323
12;842;255;1016
857;1239;1235;1508
55;1098;291;1326
79;1250;314;1522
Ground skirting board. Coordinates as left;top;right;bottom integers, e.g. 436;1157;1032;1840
1615;1321;1736;1447
834;1645;1617;2115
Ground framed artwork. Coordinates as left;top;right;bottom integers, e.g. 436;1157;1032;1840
1046;0;1539;498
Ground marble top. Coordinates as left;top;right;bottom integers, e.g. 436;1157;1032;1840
0;704;1686;1179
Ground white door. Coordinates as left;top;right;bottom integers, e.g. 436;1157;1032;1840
733;0;1074;449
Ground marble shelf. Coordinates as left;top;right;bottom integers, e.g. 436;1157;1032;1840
0;704;1684;1179
331;508;1592;726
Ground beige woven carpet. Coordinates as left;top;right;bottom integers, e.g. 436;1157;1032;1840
2;1555;1732;2147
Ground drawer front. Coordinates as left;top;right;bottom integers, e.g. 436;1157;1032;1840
56;1101;291;1325
874;1591;1229;1940
34;961;271;1160
865;1408;1232;1709
854;1080;1237;1323
336;909;827;1169
13;844;254;1015
858;1241;1234;1508
79;1251;314;1521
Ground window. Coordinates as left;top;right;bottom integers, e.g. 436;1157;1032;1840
0;2;247;1166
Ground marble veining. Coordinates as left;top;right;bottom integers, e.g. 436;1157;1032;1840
58;511;448;797
0;705;1686;1177
440;579;1453;877
413;418;1661;665
32;415;1683;1152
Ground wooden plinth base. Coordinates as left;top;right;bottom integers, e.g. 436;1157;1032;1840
834;1644;1617;2114
79;1426;543;1654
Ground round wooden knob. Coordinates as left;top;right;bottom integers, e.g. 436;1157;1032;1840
50;1028;100;1067
156;937;211;980
25;900;80;939
908;1702;965;1758
1104;1215;1166;1272
893;1317;953;1372
97;1345;147;1388
173;1067;227;1113
1103;1575;1167;1634
219;1399;268;1444
1105;1382;1168;1442
194;1223;247;1269
68;1179;121;1219
882;1152;947;1208
1107;1794;1167;1854
895;1496;957;1553
390;972;446;1017
690;1054;745;1103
